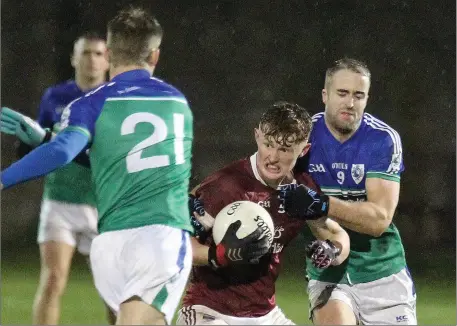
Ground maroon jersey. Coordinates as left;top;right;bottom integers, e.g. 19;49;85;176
182;154;319;317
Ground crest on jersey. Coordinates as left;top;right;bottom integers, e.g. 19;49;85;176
387;153;402;174
351;164;365;184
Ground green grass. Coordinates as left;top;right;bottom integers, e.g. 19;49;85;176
1;253;455;325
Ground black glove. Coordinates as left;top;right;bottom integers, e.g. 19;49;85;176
208;220;270;269
188;194;210;242
306;239;341;269
281;184;329;220
278;183;299;212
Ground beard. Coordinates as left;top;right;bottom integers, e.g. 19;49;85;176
327;112;361;135
335;123;355;134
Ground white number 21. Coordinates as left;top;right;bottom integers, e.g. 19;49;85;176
121;112;185;173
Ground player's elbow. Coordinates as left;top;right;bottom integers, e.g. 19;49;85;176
370;213;393;237
369;227;386;238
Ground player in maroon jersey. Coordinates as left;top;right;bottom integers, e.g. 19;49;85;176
176;102;350;325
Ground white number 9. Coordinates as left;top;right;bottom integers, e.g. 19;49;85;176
337;171;345;185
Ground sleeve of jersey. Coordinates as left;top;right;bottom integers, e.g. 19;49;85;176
366;134;404;182
1;130;90;189
37;88;55;128
61;92;104;141
195;170;244;218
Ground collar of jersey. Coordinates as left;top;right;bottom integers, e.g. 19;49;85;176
111;69;151;82
321;114;365;146
68;80;88;95
250;153;268;186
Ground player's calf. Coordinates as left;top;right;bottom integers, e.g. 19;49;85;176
33;241;75;324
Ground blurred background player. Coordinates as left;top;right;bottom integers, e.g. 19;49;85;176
0;6;194;325
286;58;416;325
177;102;350;325
0;32;109;325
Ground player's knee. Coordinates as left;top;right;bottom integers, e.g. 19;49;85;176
312;300;357;325
40;268;68;297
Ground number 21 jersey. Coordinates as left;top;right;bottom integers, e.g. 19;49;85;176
62;69;194;234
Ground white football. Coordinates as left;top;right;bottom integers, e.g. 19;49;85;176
212;201;274;247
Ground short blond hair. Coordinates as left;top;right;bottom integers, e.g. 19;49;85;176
107;6;163;67
324;58;371;89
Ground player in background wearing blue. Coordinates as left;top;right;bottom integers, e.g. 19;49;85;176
0;32;110;325
283;58;416;325
1;6;194;325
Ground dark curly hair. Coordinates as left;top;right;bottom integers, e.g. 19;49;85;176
259;101;313;147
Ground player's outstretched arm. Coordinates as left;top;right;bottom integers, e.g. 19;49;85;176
327;178;400;237
306;217;350;266
282;180;399;237
2;108;91;167
0;129;89;190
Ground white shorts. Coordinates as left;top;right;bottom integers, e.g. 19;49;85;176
176;305;295;325
307;268;417;325
90;224;192;325
38;199;98;255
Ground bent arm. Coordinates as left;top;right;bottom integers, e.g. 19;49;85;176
327;178;400;237
306;217;350;265
1;129;90;189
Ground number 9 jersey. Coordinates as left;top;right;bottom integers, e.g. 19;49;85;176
296;112;406;285
61;69;194;234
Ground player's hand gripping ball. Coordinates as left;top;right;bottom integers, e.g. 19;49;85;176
209;201;274;269
212;201;274;247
